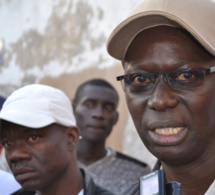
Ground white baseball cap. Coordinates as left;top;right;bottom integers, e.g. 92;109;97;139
0;84;76;128
107;0;215;60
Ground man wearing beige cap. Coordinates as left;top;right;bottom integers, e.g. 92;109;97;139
107;0;215;194
0;84;114;195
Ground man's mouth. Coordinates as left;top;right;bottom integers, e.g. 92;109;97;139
155;127;183;135
149;127;187;145
13;168;36;182
87;125;105;131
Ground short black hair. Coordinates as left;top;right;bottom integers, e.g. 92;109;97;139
73;78;119;106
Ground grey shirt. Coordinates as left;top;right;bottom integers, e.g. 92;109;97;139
78;147;151;194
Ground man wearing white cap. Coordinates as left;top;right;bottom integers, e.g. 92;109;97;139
107;0;215;194
0;84;114;195
0;95;21;195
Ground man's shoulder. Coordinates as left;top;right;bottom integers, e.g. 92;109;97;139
115;151;149;168
0;170;21;195
93;184;116;195
11;189;35;195
83;168;115;195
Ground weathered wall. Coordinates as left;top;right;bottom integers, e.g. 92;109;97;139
0;0;156;168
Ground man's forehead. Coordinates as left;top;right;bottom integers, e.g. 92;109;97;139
0;121;40;136
79;88;116;106
2;124;30;133
82;85;116;98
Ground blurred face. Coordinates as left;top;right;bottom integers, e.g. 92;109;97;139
74;85;118;143
0;123;72;191
123;26;215;164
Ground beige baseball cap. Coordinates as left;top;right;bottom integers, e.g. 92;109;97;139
107;0;215;60
0;84;77;128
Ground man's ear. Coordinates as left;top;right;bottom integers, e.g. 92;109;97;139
67;127;80;151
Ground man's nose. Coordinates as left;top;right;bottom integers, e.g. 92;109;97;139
92;105;104;119
7;143;31;163
147;78;179;111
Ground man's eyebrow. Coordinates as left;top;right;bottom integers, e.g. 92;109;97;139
22;128;39;133
83;98;96;102
130;62;191;73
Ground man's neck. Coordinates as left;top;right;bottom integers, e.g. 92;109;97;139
76;139;107;165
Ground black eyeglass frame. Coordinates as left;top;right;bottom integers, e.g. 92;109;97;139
116;66;215;91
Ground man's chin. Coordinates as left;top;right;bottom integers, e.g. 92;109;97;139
20;181;41;191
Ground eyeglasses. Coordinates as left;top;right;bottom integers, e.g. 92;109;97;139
116;66;215;93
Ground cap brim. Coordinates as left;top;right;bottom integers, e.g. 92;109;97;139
0;110;55;128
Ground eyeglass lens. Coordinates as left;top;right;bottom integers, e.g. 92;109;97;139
121;68;206;93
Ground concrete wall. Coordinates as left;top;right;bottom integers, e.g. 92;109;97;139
0;0;156;168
